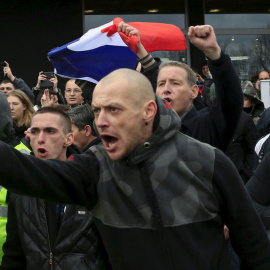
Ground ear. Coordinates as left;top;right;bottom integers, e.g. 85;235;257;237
143;100;157;123
84;125;91;137
190;84;199;100
64;132;74;147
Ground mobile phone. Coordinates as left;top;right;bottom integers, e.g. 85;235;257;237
40;72;54;89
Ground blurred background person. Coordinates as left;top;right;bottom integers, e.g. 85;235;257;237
255;70;270;98
32;71;65;105
65;79;84;108
242;81;264;126
7;90;34;140
67;104;101;152
0;61;34;103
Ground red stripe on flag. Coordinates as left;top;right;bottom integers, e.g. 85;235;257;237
127;22;186;53
101;17;186;54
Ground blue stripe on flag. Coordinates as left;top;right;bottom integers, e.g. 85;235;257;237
48;45;138;82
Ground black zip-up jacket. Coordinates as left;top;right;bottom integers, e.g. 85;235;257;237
1;193;111;270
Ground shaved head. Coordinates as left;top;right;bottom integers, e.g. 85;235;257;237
96;68;155;106
92;68;157;160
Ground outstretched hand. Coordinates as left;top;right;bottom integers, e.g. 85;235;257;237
188;25;221;60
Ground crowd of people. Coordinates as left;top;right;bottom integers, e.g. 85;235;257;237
0;22;269;270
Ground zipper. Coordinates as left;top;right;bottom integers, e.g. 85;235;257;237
40;199;54;270
139;163;174;270
49;252;53;266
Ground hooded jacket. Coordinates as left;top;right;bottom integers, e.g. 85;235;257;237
242;80;265;125
0;97;269;270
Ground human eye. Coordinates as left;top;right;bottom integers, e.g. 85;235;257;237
74;89;82;94
30;128;39;135
92;107;100;115
110;106;119;113
158;82;164;87
65;89;71;93
46;128;56;134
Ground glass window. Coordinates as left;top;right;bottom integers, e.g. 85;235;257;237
205;14;270;29
84;0;185;15
205;0;270;81
216;34;270;81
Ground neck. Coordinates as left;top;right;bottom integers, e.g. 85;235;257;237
14;117;24;127
59;150;68;161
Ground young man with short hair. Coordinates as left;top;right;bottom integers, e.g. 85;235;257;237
1;107;110;270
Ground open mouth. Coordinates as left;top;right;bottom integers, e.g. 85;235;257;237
164;97;173;105
37;148;48;157
101;135;118;150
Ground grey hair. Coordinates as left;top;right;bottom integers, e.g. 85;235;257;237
159;61;196;88
67;104;96;136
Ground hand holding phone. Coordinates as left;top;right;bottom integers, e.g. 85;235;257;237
40;72;54;89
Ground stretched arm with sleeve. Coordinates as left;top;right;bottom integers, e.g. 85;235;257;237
0;142;99;209
12;77;34;103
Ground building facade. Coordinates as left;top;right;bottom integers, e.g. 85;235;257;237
1;0;269;88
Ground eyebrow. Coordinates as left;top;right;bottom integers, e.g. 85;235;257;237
157;78;182;83
31;127;58;132
92;102;122;109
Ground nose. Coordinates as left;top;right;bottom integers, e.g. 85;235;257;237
37;131;45;144
95;110;109;129
9;103;13;110
162;81;172;95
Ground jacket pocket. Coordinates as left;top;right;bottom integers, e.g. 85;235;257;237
26;253;42;270
63;253;99;270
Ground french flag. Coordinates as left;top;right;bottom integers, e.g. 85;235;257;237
48;17;187;84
